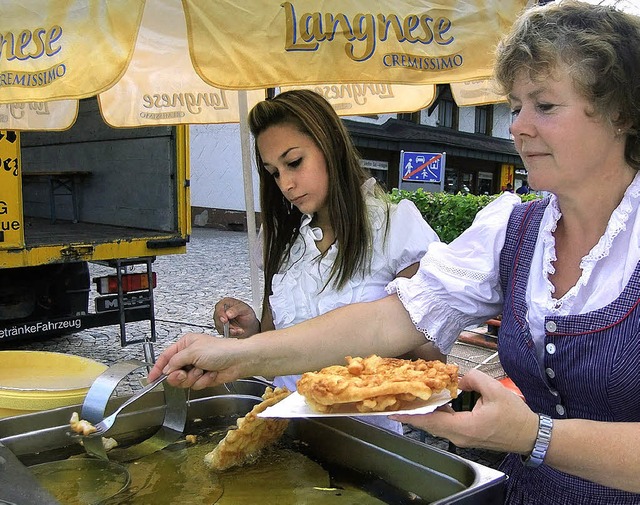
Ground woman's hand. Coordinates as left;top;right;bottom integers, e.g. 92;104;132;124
392;369;538;455
213;297;260;338
148;332;244;390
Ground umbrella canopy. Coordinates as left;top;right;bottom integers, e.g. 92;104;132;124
0;0;528;129
0;0;528;310
98;0;267;128
184;0;526;89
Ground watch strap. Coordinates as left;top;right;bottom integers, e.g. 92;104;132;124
522;413;553;468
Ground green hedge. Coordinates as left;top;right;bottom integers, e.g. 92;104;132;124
389;188;539;243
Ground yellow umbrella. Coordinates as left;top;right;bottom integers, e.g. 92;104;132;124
450;79;505;107
98;0;266;128
0;99;78;131
0;0;528;308
7;0;640;122
0;0;528;114
184;0;525;88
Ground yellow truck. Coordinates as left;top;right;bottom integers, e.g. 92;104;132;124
0;99;190;350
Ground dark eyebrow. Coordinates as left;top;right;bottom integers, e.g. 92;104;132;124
508;87;544;103
270;146;300;164
262;146;299;169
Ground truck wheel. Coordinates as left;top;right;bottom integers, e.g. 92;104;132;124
43;262;91;318
0;282;36;320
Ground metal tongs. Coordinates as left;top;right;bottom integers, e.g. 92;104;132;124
81;373;169;438
221;303;238;394
222;303;231;340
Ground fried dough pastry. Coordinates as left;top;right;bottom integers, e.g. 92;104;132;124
204;386;291;471
69;411;97;436
297;355;459;413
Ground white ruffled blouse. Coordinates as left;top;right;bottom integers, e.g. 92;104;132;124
387;172;640;359
262;178;439;392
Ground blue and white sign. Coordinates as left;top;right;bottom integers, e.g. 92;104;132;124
401;151;445;183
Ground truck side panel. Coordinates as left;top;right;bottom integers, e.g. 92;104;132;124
0;98;190;341
1;98;190;269
0;130;23;250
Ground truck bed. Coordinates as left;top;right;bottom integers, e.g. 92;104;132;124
23;217;164;247
1;98;190;269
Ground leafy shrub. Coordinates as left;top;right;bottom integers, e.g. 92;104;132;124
389;189;539;243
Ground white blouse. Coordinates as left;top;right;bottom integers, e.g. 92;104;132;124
262;178;439;392
387;172;640;358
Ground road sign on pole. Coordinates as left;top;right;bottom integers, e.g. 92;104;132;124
400;151;445;183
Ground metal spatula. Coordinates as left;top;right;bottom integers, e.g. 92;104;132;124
81;373;169;437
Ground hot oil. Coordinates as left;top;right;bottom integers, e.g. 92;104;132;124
32;421;427;504
99;427;227;504
29;459;130;505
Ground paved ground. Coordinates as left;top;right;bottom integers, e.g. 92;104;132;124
4;227;506;470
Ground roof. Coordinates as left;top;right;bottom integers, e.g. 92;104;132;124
343;118;524;166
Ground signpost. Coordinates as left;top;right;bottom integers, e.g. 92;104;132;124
401;151;445;183
399;151;446;193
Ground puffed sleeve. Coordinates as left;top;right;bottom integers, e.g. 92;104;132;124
386;192;521;353
386;199;439;274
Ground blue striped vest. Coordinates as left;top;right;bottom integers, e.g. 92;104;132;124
497;198;640;505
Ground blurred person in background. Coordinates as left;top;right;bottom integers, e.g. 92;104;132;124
516;179;530;194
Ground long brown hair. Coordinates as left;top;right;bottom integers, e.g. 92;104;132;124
248;90;384;307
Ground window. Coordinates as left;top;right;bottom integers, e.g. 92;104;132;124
438;98;458;129
475;105;494;135
397;111;421;124
478;171;494;195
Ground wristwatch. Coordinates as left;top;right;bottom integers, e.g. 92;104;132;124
522;414;553;468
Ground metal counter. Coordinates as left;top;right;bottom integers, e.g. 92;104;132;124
0;380;505;504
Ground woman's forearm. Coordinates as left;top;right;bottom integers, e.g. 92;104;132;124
546;419;640;493
237;294;425;378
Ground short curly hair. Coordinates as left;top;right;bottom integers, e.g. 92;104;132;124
494;0;640;169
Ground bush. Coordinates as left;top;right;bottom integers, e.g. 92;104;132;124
389;189;539;243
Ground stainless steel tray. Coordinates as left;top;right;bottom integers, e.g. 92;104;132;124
0;378;506;504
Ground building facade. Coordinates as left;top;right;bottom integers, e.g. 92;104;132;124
189;86;525;230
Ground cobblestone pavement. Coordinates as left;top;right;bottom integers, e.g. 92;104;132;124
4;227;506;470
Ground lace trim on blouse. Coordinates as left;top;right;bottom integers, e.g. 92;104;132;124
543;173;640;307
424;255;496;283
541;197;560;299
392;285;437;344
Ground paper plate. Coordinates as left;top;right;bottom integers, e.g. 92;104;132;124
258;390;458;418
0;351;107;411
